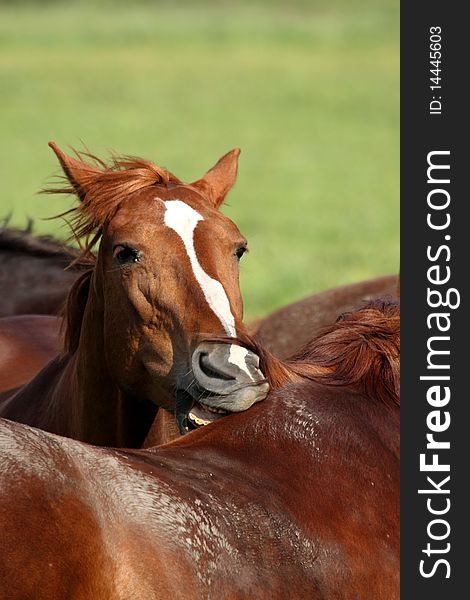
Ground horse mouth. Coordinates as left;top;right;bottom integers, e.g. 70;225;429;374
187;401;229;429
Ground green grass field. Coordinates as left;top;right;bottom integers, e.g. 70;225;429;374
0;0;399;319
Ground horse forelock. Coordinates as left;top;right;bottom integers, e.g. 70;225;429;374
44;149;183;248
42;151;186;352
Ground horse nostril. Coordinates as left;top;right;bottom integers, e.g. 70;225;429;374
191;342;268;404
199;353;235;382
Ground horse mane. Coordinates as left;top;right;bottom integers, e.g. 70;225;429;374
43;149;183;243
239;298;400;410
0;221;86;264
60;268;94;355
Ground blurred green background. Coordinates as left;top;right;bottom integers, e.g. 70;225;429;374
0;0;399;320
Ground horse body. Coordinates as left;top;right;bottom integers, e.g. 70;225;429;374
0;384;398;599
0;300;400;599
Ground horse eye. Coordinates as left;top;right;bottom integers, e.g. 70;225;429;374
235;246;247;261
113;245;140;265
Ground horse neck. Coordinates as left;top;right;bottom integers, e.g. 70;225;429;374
2;279;155;448
61;305;121;444
53;280;156;447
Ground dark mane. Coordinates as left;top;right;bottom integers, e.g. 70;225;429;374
0;222;81;262
60;269;94;355
235;298;400;410
44;147;183;243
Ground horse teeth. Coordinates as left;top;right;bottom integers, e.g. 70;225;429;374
188;413;211;427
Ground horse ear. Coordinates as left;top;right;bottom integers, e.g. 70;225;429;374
48;141;100;202
192;148;240;209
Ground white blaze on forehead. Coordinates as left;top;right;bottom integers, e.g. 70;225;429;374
163;200;237;337
228;344;256;381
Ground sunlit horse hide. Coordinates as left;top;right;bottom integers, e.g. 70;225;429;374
0;299;399;599
145;276;400;446
0;143;268;447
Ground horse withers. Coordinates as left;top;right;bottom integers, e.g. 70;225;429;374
0;143;268;447
0;299;400;599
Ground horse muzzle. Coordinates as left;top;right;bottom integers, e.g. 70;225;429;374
175;341;269;433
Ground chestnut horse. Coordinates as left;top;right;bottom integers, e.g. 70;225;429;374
0;224;85;317
0;299;399;599
0;143;268;447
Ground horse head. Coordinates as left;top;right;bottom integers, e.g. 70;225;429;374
49;143;268;434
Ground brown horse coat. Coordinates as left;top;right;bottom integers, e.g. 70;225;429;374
0;300;399;599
